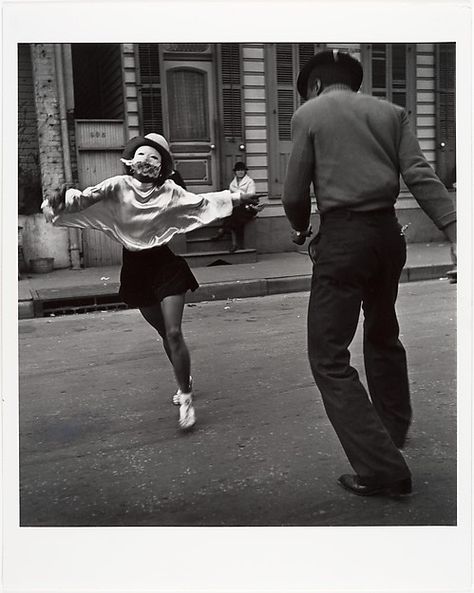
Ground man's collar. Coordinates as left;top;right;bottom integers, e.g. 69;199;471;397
320;83;353;95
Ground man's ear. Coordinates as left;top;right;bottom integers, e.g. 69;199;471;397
307;77;322;99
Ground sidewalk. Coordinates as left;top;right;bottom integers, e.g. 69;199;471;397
18;242;455;319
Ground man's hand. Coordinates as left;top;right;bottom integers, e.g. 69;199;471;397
447;242;457;284
291;226;312;245
450;242;457;267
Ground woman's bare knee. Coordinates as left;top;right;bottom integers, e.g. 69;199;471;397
166;326;183;348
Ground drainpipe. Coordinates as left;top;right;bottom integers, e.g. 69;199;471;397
54;44;81;269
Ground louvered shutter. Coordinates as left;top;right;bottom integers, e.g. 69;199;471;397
276;44;295;141
219;43;244;185
137;44;163;135
297;43;317;106
276;43;324;140
436;43;456;187
269;43;324;197
221;43;242;139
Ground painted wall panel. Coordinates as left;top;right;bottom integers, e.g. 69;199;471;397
244;88;266;100
244;75;266;86
417;79;435;90
417;54;435;66
245;61;265;73
245;115;266;127
242;43;268;193
122;44;140;139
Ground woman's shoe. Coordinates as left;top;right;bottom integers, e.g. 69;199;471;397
178;393;196;431
172;376;193;405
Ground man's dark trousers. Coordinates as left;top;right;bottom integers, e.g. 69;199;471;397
307;208;412;485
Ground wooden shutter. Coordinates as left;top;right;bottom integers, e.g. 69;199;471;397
137;44;163;134
221;43;242;139
71;44;123;119
436;43;456;187
218;43;244;186
276;43;295;141
268;43;325;197
297;43;318;106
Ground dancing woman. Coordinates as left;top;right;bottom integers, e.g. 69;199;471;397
42;133;258;431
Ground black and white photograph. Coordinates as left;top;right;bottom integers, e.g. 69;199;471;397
2;1;473;592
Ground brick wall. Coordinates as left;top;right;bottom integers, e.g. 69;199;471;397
30;44;66;203
18;45;40;172
18;44;43;213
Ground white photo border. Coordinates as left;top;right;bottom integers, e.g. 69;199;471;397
2;1;473;592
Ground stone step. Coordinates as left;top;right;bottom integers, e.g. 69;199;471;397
186;236;233;254
185;224;222;241
180;249;257;268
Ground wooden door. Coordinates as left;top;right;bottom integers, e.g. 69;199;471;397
76;119;125;266
163;61;218;193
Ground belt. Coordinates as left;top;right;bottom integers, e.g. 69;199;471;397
320;207;395;222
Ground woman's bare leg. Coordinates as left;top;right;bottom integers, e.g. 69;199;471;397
139;304;172;363
160;293;191;394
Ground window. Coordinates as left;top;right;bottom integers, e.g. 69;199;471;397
167;68;209;142
362;43;415;125
137;44;163;135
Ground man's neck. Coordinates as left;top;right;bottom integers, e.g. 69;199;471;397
321;83;353;95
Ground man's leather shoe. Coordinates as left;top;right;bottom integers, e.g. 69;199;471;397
337;474;412;497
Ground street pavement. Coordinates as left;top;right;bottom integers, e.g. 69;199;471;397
18;280;456;527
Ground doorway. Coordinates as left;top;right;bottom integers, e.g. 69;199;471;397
163;60;218;193
71;43;126;266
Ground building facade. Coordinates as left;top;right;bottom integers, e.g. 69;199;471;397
18;42;456;269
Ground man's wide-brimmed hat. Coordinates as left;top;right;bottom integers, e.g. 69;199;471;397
297;49;363;99
121;133;173;178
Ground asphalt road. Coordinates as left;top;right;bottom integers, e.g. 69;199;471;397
18;280;457;527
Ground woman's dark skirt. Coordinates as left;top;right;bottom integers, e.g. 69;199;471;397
119;245;199;308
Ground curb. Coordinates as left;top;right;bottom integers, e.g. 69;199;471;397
18;263;454;319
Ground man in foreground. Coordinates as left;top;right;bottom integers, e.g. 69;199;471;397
282;49;456;497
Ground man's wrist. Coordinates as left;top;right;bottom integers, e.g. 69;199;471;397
293;225;311;236
291;225;312;245
442;221;456;244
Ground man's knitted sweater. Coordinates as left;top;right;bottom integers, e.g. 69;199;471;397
283;85;456;231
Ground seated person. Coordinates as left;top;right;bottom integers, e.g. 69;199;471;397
212;162;264;252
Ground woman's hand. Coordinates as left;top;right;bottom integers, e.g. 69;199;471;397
240;192;265;205
41;183;75;221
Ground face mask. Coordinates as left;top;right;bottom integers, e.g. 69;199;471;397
121;155;162;179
